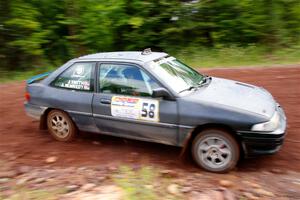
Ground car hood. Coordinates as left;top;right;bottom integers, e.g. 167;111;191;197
188;77;276;119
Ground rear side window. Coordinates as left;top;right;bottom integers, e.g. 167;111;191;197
99;63;160;97
52;62;95;91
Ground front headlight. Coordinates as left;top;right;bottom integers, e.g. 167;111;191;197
251;111;280;132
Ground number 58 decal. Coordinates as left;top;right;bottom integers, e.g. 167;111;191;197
140;99;159;122
111;96;159;122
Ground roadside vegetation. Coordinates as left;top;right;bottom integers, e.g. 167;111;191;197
113;166;159;200
1;0;300;82
2;187;64;200
1;45;300;83
176;45;300;68
113;165;182;200
1;160;299;199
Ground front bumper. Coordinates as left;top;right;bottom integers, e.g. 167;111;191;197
239;132;285;156
238;104;287;157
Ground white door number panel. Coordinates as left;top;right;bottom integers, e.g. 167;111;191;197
111;96;159;122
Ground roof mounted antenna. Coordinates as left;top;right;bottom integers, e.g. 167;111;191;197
141;48;152;55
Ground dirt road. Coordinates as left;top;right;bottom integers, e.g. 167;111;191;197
0;66;300;172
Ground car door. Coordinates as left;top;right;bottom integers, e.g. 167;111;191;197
92;62;179;145
47;62;97;132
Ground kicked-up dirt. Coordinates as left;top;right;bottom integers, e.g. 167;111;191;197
0;66;300;199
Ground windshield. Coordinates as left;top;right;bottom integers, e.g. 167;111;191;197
148;57;204;93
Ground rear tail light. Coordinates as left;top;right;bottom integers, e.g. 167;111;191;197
25;92;30;101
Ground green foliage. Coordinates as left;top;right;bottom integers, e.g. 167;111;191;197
2;45;300;83
0;0;300;73
2;185;65;200
176;45;300;68
114;165;159;200
113;165;181;200
3;0;49;68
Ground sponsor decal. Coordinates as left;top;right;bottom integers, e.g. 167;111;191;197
72;65;85;78
111;96;159;122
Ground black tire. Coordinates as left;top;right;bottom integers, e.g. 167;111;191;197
47;110;77;142
192;129;240;173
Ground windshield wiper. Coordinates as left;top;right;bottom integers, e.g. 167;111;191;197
179;86;197;93
198;75;211;86
179;76;211;94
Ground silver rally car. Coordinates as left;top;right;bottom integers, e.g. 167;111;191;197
25;49;287;172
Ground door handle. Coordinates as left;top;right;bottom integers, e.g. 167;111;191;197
100;98;111;104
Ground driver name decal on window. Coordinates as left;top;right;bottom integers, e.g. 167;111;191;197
63;80;90;90
52;62;94;91
111;96;159;122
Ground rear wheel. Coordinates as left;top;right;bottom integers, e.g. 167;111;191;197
192;129;240;173
47;110;76;142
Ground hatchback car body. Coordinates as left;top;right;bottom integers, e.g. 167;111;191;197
25;49;287;172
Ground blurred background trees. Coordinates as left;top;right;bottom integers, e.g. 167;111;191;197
1;0;300;71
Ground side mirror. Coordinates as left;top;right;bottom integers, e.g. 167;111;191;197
152;88;173;100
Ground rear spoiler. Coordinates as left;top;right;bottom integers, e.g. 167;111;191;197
26;71;52;84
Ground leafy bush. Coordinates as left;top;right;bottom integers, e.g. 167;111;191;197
1;0;300;72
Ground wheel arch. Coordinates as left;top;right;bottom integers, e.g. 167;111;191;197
181;123;243;157
40;108;53;130
39;108;75;130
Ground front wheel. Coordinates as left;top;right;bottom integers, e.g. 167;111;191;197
47;110;77;142
192;129;240;173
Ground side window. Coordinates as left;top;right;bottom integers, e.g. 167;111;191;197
99;63;160;97
52;62;95;91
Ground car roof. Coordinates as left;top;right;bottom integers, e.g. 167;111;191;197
76;51;168;63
